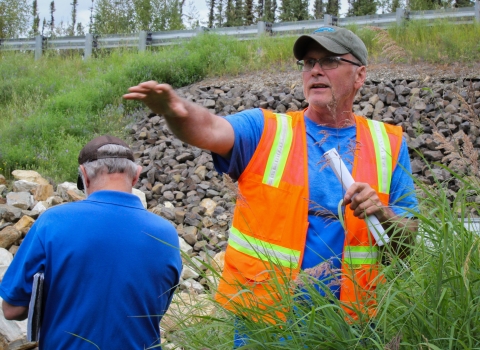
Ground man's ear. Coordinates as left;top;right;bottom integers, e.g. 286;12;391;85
79;165;90;189
354;65;367;90
132;165;142;186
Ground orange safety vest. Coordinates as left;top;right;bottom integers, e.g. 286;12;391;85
215;109;403;320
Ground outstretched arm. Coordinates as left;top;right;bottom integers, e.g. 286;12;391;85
123;81;235;158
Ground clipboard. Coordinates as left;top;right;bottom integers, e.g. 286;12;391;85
27;272;44;342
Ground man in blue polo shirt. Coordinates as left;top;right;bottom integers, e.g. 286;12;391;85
0;135;182;349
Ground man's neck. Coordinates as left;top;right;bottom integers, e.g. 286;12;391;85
85;174;133;196
305;107;355;128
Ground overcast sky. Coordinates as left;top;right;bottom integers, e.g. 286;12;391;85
36;0;348;31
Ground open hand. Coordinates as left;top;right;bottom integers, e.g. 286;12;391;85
123;81;188;118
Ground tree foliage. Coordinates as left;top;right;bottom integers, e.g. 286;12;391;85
49;1;55;34
69;0;78;36
325;0;339;17
0;0;30;38
93;0;135;34
4;0;475;41
215;0;225;27
245;0;254;24
264;0;277;22
406;0;471;10
207;0;216;28
224;0;235;26
279;0;309;21
133;0;153;31
234;0;244;25
89;0;95;33
30;0;40;36
92;0;185;34
348;0;377;16
313;0;325;19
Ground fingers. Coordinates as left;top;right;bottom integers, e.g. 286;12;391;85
123;82;171;101
132;80;158;89
123;92;148;100
352;196;381;219
344;183;383;219
123;82;155;100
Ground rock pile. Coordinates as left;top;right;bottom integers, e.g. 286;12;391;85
129;76;480;262
0;74;479;348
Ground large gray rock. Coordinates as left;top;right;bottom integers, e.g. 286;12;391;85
11;170;49;185
181;265;200;280
6;192;34;210
178;236;193;255
0;204;23;222
57;182;79;201
12;180;38;194
180;278;205;294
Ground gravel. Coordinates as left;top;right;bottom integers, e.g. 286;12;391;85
191;61;480;92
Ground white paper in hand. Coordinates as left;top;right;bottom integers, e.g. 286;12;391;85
324;148;389;246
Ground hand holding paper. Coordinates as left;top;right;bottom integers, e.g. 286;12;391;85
324;148;390;246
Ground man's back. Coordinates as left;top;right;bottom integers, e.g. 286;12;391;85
1;190;181;349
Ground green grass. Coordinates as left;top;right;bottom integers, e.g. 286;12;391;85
388;20;480;62
1;21;479;181
164;166;480;349
0;34;298;182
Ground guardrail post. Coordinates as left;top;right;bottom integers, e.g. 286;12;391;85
84;33;94;60
34;35;43;61
324;14;332;25
324;14;338;26
196;26;208;36
475;0;480;22
258;21;266;35
257;21;273;36
139;31;147;52
396;8;406;24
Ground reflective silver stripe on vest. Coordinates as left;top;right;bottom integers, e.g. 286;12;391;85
263;113;293;188
345;250;378;259
228;227;300;269
344;246;379;265
367;119;392;194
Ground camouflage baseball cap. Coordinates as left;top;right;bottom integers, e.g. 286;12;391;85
293;26;368;66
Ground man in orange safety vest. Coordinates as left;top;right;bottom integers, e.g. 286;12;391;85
124;25;418;347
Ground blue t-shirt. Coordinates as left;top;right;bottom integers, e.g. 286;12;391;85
0;190;182;350
213;108;418;297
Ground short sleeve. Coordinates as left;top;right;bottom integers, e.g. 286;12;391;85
0;222;46;306
212;109;264;181
389;138;419;217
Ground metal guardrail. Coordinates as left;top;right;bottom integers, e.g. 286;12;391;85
1;3;479;60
